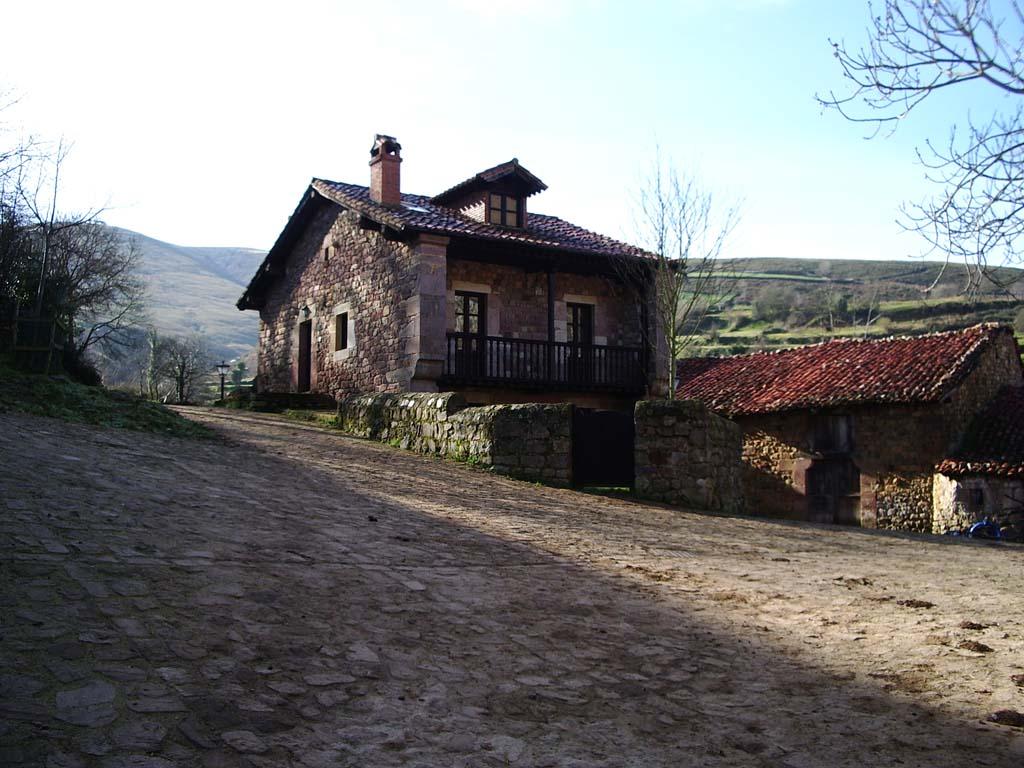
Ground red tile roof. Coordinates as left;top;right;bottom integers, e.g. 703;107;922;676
938;386;1024;477
430;158;548;205
676;324;1020;417
311;179;649;260
237;171;650;310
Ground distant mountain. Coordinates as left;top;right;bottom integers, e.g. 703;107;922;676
116;228;264;359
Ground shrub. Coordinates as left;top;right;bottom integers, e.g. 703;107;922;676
62;348;103;386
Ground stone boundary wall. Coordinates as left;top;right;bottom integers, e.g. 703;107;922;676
336;393;572;485
634;399;744;514
875;472;933;532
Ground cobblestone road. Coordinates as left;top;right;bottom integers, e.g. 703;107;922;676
1;407;1023;767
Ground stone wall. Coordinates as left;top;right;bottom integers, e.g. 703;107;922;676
738;405;944;531
257;206;445;398
932;473;962;534
942;332;1024;440
451;403;572;485
634;399;744;514
736;413;811;520
446;259;643;347
336;392;465;449
336;392;572;485
933;473;1024;534
874;472;933;532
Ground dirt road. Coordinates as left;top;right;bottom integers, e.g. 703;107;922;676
1;407;1023;766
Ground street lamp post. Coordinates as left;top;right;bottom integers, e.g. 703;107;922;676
215;360;230;403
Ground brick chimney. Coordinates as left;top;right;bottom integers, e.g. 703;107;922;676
369;134;402;207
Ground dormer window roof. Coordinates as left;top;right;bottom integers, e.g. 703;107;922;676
431;158;547;207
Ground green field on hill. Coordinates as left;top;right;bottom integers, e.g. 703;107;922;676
682;258;1024;358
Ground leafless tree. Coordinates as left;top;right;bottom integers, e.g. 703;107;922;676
0;90;35;188
625;156;741;397
852;286;883;337
821;279;837;332
8;142;147;357
17;140;107;315
0;92;38;304
819;0;1024;292
157;334;211;404
46;222;147;355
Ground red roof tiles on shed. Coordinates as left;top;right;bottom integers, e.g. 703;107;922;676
676;324;1019;417
937;386;1024;477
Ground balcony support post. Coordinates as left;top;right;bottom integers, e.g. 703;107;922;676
546;267;555;383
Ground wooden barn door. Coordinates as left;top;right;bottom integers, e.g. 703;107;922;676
806;458;860;525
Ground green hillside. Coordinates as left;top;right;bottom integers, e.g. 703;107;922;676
118;230;1023;366
118;229;264;358
686;257;1024;358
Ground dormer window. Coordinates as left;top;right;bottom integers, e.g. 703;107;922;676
488;194;521;227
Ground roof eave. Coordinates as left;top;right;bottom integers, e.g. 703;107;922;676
417;222;652;265
237;184;333;311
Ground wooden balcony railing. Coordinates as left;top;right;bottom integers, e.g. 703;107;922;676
442;333;645;392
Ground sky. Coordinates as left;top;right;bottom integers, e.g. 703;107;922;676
0;0;1010;262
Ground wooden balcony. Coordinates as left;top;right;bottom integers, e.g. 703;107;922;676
441;333;646;393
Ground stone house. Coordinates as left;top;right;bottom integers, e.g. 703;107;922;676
238;135;663;411
676;324;1024;532
934;385;1024;533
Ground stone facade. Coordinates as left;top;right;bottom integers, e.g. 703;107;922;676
255;204;651;409
738;404;958;531
933;473;1024;534
336;392;572;485
943;331;1024;437
446;259;643;347
874;472;933;532
256;206;439;397
733;335;1023;532
634;399;744;514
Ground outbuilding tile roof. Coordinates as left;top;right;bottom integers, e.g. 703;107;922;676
311;179;648;260
937;386;1024;477
676;324;1018;417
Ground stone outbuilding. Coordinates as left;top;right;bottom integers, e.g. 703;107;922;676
238;135;665;411
676;324;1024;533
934;385;1024;534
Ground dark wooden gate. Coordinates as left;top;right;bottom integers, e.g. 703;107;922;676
13;316;67;373
297;320;312;392
572;408;635;488
806;458;860;525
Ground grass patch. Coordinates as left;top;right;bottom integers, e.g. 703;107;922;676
281;408;338;428
0;359;212;439
578;485;635;501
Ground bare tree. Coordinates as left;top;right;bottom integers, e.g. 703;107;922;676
87;326;151;395
6;142;147;358
158;334;211;404
46;222;147;355
819;0;1024;291
626;156;741;397
821;279;837;332
0;92;38;305
851;286;883;337
16;139;108;316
